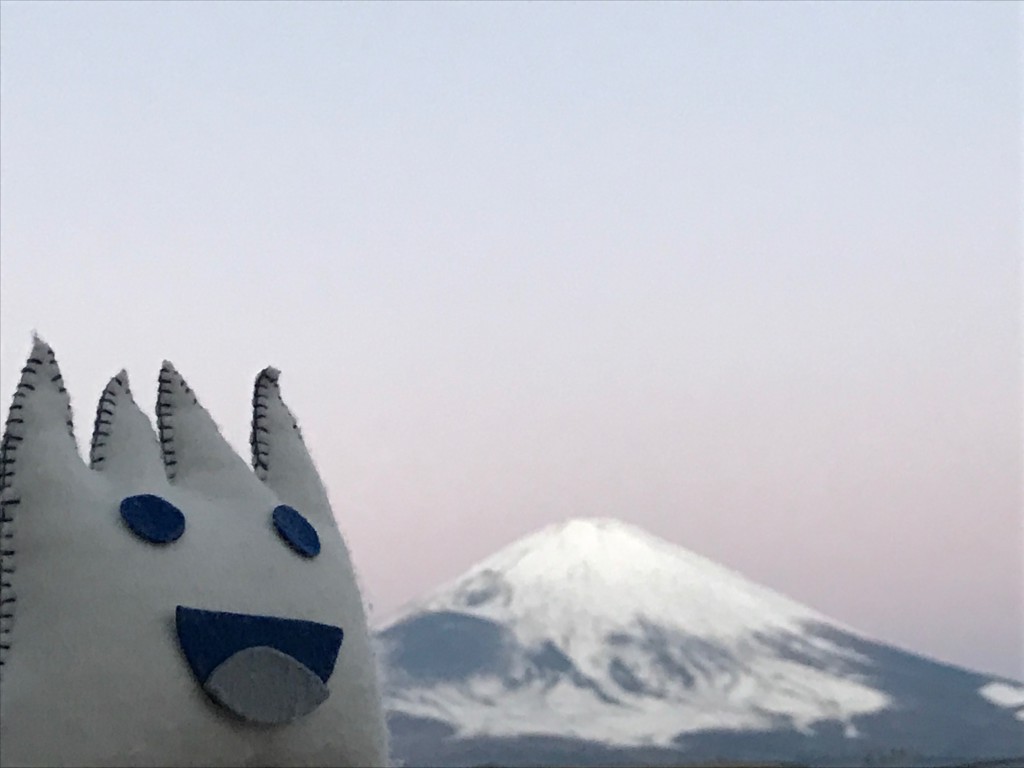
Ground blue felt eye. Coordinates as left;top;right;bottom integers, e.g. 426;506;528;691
120;494;185;544
272;505;320;558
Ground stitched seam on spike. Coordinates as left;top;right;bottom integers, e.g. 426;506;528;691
251;371;275;481
157;369;178;481
0;345;43;667
89;380;122;469
43;345;76;443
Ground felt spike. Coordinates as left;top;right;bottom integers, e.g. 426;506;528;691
251;367;334;524
89;371;168;490
89;370;127;467
7;336;79;451
0;337;85;669
156;362;251;487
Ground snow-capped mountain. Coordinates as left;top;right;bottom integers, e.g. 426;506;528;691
377;518;1023;766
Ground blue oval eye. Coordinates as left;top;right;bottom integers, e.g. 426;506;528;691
272;505;320;558
121;494;185;544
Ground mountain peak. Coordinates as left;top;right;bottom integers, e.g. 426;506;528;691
538;516;662;553
548;516;646;535
384;516;832;646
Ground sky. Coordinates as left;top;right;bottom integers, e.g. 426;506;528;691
0;1;1020;680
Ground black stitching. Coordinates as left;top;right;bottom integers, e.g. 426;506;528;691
157;373;178;479
251;372;277;477
90;380;122;466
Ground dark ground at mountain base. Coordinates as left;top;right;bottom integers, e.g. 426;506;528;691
387;713;1022;768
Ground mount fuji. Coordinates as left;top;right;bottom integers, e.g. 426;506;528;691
376;518;1023;766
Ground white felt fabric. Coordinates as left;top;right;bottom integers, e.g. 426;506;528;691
0;338;389;767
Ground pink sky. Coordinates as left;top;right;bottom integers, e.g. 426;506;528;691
0;2;1020;678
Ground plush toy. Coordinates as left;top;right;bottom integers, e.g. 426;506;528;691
0;337;389;766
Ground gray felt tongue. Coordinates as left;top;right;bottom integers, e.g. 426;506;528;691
203;646;330;725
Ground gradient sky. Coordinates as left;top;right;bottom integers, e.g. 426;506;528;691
1;1;1020;679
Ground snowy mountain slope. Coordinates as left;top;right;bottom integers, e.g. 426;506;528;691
381;518;886;742
982;682;1024;722
377;518;1023;765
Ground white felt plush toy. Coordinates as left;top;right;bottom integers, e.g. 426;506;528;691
0;338;389;767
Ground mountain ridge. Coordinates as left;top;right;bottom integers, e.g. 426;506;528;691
377;517;1024;766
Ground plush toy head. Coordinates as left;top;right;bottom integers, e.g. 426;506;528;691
0;338;389;766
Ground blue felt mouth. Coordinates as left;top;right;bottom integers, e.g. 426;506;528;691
175;606;344;685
